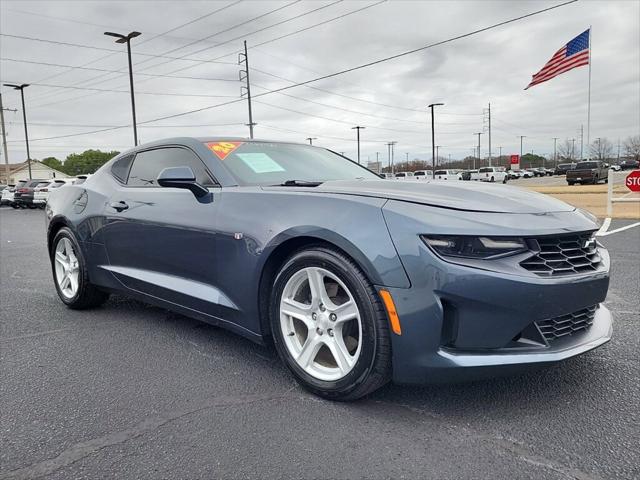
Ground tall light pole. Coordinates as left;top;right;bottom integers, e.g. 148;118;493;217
474;132;483;169
352;126;365;164
104;31;141;146
553;137;558;167
571;138;576;160
3;83;31;179
306;137;316;145
435;146;441;165
428;103;444;171
595;137;602;160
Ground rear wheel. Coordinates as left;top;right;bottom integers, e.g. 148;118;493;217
50;227;109;309
568;181;575;185
490;176;495;182
270;247;391;401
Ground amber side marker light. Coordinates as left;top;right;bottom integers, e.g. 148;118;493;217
379;289;402;335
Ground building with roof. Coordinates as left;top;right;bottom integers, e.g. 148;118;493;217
0;160;70;185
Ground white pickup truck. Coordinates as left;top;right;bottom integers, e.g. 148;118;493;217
433;169;462;181
478;167;508;183
413;170;433;180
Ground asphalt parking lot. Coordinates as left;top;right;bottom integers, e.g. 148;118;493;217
1;208;638;480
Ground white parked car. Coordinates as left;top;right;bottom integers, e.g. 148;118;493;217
73;174;92;185
413;170;433;180
433;169;462;181
33;179;70;207
478;167;508;183
1;183;16;207
394;171;415;180
609;164;621;171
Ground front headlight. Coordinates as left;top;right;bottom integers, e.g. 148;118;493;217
421;235;527;259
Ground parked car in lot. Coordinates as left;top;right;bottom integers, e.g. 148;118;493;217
478;167;507;183
33;179;70;207
394;171;415;180
13;179;47;208
1;181;25;208
433;169;462;180
46;137;612;401
619;159;640;170
380;172;395;179
412;170;433;180
609;164;621;171
531;167;550;177
554;163;576;175
566;161;609;185
72;174;91;185
461;169;482;181
507;170;521;180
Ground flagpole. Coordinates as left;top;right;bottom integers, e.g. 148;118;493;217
586;25;592;160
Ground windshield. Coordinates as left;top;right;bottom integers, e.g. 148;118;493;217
205;141;379;186
576;162;598;169
434;170;447;175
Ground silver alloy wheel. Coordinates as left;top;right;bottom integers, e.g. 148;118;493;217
279;267;362;381
54;237;80;299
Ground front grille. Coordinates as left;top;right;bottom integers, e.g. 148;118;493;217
520;232;601;276
536;305;597;342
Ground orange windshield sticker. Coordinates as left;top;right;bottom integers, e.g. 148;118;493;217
206;141;243;160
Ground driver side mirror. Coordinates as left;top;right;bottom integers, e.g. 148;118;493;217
157;166;209;198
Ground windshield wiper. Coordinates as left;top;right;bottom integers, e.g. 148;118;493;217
278;180;324;187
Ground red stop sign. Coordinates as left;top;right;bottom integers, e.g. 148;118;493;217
626;170;640;192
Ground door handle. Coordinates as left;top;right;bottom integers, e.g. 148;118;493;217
109;201;129;212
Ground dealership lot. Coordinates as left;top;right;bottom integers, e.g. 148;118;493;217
1;208;638;480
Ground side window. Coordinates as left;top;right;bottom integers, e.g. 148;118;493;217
127;147;215;187
111;154;134;183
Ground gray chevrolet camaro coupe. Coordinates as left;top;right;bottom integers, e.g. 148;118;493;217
45;137;612;400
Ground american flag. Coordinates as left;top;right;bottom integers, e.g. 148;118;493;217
525;29;590;90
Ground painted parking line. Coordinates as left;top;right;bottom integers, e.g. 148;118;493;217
596;217;612;236
598;221;640;237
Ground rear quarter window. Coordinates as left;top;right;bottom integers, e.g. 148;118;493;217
111;154;134;183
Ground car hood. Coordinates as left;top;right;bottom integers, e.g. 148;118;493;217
309;179;575;214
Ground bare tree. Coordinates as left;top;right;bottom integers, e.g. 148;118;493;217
589;137;614;161
557;139;576;160
624;135;640;161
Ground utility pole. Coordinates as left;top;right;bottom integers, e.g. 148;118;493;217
391;141;396;174
617;138;620;164
595;137;602;161
487;102;492;167
352;126;365;164
428;103;444;171
553;137;558;167
3;84;31;179
104;31;141;146
375;151;380;173
0;93;16;182
579;124;584;161
571;138;576;160
435;146;441;165
386;142;393;173
238;40;255;138
306;137;316;145
474;133;483;169
518;135;526;164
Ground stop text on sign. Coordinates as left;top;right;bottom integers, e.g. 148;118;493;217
625;170;640;192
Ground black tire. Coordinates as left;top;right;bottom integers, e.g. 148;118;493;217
50;227;109;309
270;246;391;401
490;176;495;182
568;181;575;185
11;203;19;209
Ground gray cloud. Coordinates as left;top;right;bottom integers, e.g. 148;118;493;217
0;0;638;165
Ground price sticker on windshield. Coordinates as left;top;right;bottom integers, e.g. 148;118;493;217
206;141;243;160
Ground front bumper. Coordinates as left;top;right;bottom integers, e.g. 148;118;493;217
381;203;612;384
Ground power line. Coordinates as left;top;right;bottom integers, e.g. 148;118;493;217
24;2;243;102
0;80;239;98
0;33;238;65
8;1;577;142
1;58;238;82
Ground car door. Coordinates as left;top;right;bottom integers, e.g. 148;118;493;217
102;146;226;317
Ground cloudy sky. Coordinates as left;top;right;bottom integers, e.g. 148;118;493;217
0;0;638;166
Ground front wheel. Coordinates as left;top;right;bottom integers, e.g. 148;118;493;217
50;227;109;309
270;247;391;401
